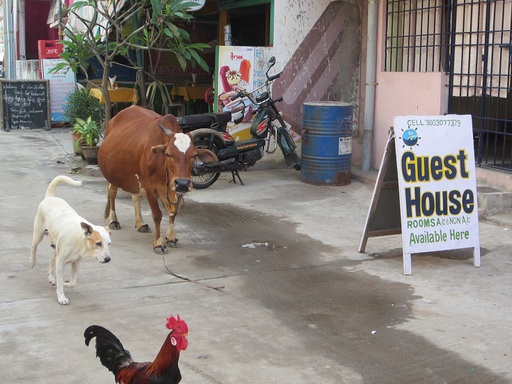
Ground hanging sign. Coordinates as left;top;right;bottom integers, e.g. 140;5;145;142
393;115;480;274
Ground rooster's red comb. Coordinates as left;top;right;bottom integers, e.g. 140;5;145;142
166;315;188;334
166;315;188;351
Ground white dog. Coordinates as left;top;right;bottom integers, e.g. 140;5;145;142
30;175;112;305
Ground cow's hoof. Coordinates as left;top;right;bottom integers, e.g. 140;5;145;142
137;224;151;233
166;238;179;248
109;221;121;230
153;245;168;255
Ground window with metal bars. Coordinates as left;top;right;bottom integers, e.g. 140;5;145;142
385;0;512;171
385;0;448;72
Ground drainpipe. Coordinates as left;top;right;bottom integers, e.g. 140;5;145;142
362;0;379;171
4;0;16;79
13;0;18;59
18;0;26;60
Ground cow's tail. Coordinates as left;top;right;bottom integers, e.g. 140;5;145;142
45;175;82;198
104;197;111;219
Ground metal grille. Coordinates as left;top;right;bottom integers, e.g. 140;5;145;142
385;0;512;172
448;0;512;171
385;0;447;72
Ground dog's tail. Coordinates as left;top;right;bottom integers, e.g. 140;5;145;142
45;175;82;198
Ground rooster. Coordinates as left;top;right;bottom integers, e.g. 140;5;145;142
84;315;188;384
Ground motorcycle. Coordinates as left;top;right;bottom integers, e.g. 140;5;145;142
177;56;301;189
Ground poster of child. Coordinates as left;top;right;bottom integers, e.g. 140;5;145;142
216;46;255;122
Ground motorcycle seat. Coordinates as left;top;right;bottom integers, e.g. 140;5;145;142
178;111;232;133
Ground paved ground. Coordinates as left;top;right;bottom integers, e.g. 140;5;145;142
1;128;511;383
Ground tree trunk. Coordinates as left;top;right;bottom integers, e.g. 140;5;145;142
101;65;112;129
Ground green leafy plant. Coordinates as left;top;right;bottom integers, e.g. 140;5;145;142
73;116;102;147
52;0;210;125
65;88;105;127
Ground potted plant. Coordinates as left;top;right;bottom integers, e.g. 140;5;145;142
71;130;85;159
65;87;105;158
73;116;102;165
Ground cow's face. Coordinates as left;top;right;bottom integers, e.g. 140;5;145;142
152;132;196;194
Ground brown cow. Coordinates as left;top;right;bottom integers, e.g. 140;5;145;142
98;105;216;254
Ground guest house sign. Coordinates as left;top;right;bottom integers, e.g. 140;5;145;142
360;115;481;275
395;115;480;273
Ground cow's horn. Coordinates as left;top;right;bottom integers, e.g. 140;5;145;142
158;124;173;136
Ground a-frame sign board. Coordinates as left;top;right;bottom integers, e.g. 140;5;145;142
359;129;401;251
360;116;480;275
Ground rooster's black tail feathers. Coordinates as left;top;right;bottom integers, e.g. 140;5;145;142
84;325;133;375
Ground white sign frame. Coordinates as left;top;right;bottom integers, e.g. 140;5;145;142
393;115;481;274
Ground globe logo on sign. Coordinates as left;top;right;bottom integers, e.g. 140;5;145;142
402;128;420;148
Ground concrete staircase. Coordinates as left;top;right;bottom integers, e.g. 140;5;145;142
475;168;512;226
477;185;512;227
477;185;512;215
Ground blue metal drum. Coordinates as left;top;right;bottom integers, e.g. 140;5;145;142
300;102;353;185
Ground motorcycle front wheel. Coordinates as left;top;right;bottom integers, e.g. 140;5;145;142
192;141;221;189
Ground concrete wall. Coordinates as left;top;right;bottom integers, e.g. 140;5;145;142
272;0;362;139
372;72;448;168
273;0;335;63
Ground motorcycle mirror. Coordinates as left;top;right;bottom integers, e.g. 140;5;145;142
266;56;276;79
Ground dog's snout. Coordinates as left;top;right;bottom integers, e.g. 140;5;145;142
102;256;111;263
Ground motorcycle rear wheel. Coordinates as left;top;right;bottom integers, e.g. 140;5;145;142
193;141;221;189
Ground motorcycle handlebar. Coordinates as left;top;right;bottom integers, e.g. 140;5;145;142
230;92;283;107
267;73;281;82
228;71;283;105
230;92;243;101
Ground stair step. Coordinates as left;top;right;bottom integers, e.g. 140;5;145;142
477;185;512;215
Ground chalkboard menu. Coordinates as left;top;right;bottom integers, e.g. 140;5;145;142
1;80;51;131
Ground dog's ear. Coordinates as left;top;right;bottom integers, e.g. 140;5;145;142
104;226;111;234
80;222;93;237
